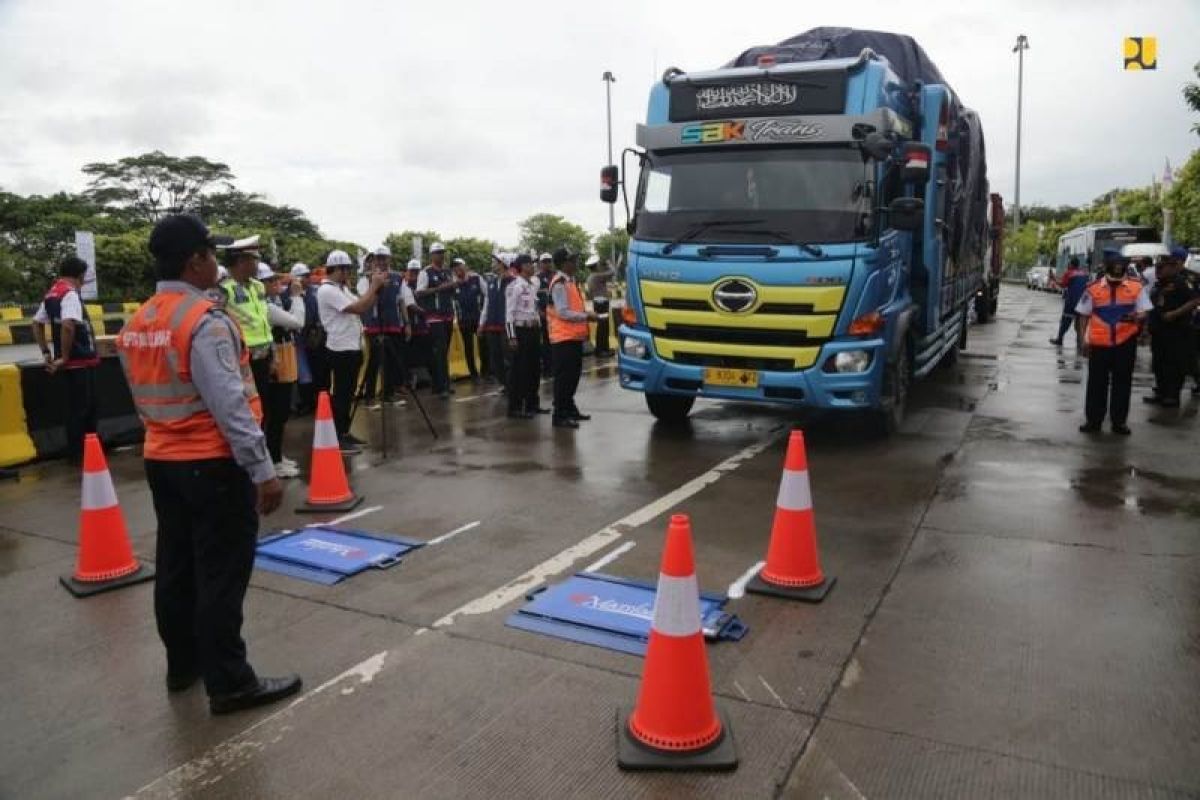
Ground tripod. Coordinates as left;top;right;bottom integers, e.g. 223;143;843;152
349;288;438;456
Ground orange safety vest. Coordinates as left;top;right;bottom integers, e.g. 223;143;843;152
547;274;590;344
1084;278;1143;348
116;289;262;460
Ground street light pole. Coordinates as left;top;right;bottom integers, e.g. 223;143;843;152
602;71;617;265
1012;35;1029;230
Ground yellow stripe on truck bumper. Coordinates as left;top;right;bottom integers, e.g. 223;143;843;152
654;337;821;369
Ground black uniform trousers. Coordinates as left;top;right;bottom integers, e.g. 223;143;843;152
145;458;258;696
325;348;362;437
484;330;509;384
459;320;480;378
362;332;406;401
264;380;293;464
63;366;98;459
593;299;612;355
508;326;541;413
1151;325;1196;401
1085;339;1137;427
249;355;272;414
552;339;584;420
428;321;452;394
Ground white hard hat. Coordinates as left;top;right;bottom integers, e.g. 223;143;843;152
290;262;311;277
585;254;600;267
219;234;261;252
217;265;229;280
374;245;392;257
1186;253;1200;275
325;249;352;267
452;257;466;266
539;252;553;262
406;258;422;271
255;262;275;281
430;242;446;253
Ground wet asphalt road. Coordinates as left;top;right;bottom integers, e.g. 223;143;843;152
1;285;1198;799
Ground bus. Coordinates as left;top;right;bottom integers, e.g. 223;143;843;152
1055;223;1157;273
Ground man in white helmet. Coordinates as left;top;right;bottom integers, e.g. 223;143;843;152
415;242;460;397
317;250;385;452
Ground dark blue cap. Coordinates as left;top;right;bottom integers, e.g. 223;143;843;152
1168;245;1189;261
1101;248;1126;263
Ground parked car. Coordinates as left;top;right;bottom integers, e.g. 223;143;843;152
1026;266;1053;291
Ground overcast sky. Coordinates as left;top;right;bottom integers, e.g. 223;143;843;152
1;0;1197;248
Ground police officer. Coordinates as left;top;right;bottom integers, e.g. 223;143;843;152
218;236;274;406
585;255;616;357
1144;246;1200;408
416;243;459;397
1049;256;1089;347
506;254;542;418
1076;249;1152;435
453;257;485;381
547;248;598;428
479;254;513;386
116;214;300;714
358;246;409;410
32;255;100;460
535;253;555;374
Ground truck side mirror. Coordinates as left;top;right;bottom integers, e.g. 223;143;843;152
861;132;893;161
901;143;931;185
600;165;619;204
889;197;925;231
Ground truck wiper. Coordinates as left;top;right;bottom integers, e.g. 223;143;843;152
724;227;824;257
662;218;765;254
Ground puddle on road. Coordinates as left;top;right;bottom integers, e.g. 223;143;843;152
1071;466;1200;518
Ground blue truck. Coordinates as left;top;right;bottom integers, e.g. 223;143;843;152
601;28;991;433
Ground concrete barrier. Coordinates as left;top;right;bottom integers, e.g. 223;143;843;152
0;364;37;467
19;357;143;459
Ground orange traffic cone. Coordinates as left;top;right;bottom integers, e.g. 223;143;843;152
297;391;363;513
60;434;154;597
617;513;738;771
747;429;836;602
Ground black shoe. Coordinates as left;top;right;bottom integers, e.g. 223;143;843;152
1160;398;1180;408
507;410;533;419
210;674;303;715
571;413;592;421
1049;338;1063;345
1143;395;1163;405
1078;423;1101;433
1111;424;1132;435
342;433;366;446
529;407;551;415
166;671;199;693
552;417;580;429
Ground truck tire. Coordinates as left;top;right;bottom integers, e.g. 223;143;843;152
873;343;910;436
974;292;991;323
646;393;694;423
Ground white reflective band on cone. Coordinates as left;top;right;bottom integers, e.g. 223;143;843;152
313;419;339;449
652;573;703;637
81;470;119;510
776;469;812;512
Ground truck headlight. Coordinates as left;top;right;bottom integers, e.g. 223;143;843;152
621;336;648;360
832;350;871;373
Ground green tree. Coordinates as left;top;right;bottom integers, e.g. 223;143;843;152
82;151;234;222
384;229;443;264
201;190;321;239
444;236;496;271
592;228;630;266
1184;61;1200;135
518;213;591;260
1165;149;1200;245
94;227;155;301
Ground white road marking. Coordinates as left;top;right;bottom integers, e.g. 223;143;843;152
727;560;766;599
128;651;388;798
432;430;782;628
583;540;636;573
426;520;482;546
758;674;787;709
311;505;383;527
455;390;502;404
732;680;752;701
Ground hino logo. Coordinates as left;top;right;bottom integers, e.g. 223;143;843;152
712;279;757;313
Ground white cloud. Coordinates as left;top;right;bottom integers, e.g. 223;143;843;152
1;0;1197;247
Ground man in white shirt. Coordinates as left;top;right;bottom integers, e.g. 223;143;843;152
32;255;100;460
317;250;384;451
505;254;542;418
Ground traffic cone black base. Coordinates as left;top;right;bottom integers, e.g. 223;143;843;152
296;493;364;514
746;572;836;603
616;709;739;772
59;563;155;598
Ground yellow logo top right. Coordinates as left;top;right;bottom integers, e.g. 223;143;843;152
1124;37;1157;70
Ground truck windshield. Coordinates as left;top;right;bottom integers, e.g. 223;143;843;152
635;147;871;246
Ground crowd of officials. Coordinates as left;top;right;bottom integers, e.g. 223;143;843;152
1047;247;1200;435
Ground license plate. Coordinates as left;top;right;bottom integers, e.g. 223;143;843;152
703;367;759;388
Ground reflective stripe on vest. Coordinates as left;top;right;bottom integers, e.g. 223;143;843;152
117;290;262;460
1085;279;1142;347
221;278;273;347
547;276;589;344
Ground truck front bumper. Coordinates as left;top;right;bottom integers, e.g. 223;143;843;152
616;326;886;409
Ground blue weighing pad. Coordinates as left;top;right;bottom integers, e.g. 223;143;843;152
255;526;424;585
505;572;747;656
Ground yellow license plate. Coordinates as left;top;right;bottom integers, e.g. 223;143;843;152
703;368;759;388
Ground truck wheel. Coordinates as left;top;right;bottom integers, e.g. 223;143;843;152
974;293;991;323
646;393;694;423
873;344;910;436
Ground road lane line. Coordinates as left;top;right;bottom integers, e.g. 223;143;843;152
758;674;787;709
128;651;389;798
432;429;783;628
426;520;482;546
311;505;383;527
583;540;636;572
455;390;502;403
726;560;766;599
